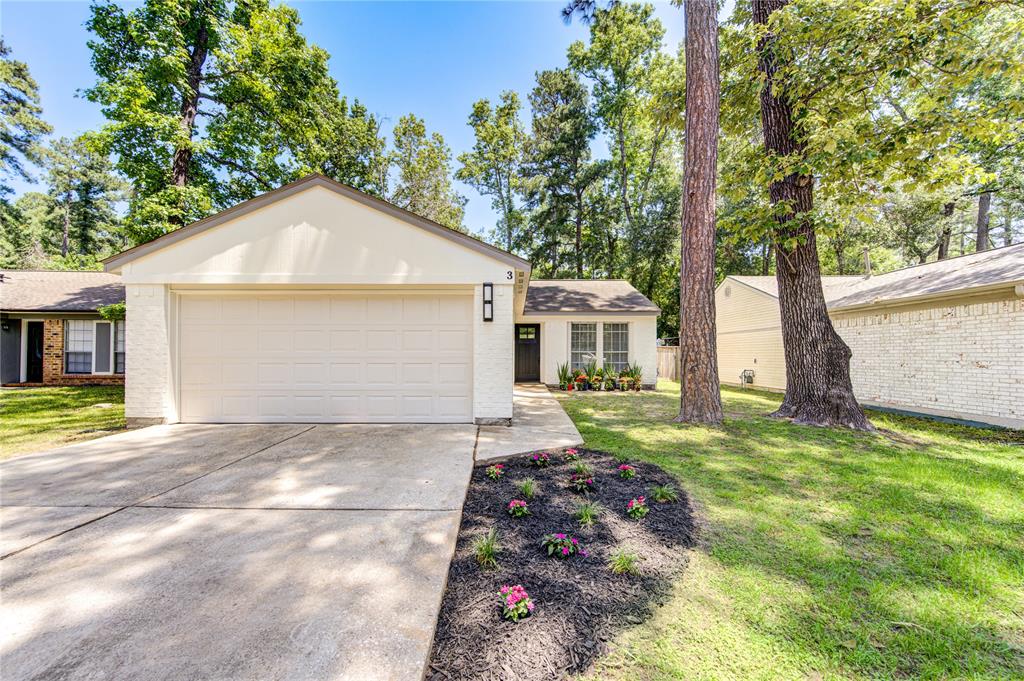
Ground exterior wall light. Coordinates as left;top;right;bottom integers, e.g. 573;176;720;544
482;282;493;322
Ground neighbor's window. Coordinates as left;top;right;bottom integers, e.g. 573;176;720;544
603;323;629;372
570;323;597;370
114;320;126;374
64;320;93;374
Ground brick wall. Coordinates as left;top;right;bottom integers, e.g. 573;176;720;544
41;318;124;386
124;284;174;426
473;283;514;424
833;296;1024;428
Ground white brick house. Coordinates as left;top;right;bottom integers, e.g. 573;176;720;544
714;245;1024;429
104;174;658;427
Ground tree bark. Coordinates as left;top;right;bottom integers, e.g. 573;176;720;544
761;241;773;275
574;187;584;277
61;203;70;257
171;10;210;194
975;190;991;251
937;201;955;259
752;0;871;430
675;0;723;425
1005;207;1014;247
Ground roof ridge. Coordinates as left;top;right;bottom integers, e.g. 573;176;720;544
860;242;1024;279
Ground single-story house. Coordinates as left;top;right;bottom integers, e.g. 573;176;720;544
715;244;1024;429
102;174;658;427
0;270;126;386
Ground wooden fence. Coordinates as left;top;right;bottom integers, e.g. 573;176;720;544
656;346;679;381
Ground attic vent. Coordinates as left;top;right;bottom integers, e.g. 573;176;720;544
724;285;732;298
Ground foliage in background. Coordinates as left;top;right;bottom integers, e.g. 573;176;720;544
390;114;466;231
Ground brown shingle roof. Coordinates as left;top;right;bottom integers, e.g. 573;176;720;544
524;279;659;315
0;270;125;313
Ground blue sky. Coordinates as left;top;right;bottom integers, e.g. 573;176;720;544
1;0;690;236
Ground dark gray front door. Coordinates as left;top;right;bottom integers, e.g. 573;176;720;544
514;324;540;382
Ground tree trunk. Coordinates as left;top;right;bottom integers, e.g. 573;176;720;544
61;202;70;257
761;241;773;275
170;12;210;195
752;0;871;430
1005;207;1014;247
675;0;723;425
937;201;955;259
574;188;584;277
975;190;991;251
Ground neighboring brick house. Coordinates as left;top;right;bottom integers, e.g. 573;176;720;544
0;270;126;386
714;244;1024;429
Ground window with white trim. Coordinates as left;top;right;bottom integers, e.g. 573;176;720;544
64;320;93;374
114;320;126;374
570;323;597;370
603;323;629;372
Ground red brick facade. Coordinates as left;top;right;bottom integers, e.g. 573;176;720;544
41;318;125;386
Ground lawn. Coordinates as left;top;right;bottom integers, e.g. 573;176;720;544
0;386;125;459
556;382;1024;680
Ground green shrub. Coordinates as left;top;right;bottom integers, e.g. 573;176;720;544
651;484;679;503
574;500;602;527
515;477;537;500
474;528;500;569
608;549;640;575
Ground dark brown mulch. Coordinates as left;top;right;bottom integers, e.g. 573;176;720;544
427;448;696;681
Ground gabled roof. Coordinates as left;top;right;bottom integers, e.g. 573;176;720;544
524;280;660;315
724;243;1024;311
0;270;124;312
828;244;1024;309
104;174;531;272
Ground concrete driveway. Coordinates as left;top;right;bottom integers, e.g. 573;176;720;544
0;423;476;681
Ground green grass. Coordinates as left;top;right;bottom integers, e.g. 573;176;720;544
0;386;125;459
559;381;1024;680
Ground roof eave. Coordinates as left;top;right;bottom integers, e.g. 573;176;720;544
521;308;661;317
828;279;1024;313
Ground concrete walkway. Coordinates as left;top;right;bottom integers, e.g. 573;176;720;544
0;424;475;681
475;384;583;462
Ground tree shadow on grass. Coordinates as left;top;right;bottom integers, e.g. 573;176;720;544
563;396;1024;678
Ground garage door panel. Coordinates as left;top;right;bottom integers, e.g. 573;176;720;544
221;297;257;320
222;361;256;387
366;298;401;322
328;362;361;385
180;294;472;423
367;395;398;418
294;297;329;322
365;362;397;386
294;362;327;386
402;297;437;323
258;329;292;352
330;298;366;322
438;362;470;384
364;329;399;350
330;330;362;351
258;298;293;322
257;362;291;385
438;329;470;352
439;296;473;323
294;329;328;352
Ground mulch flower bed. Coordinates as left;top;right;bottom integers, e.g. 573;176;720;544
427;448;696;680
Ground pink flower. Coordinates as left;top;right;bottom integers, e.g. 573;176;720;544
561;546;569;555
566;449;577;455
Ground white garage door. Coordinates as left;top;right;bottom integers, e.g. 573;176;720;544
178;293;473;423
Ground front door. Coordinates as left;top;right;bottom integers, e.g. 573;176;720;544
514;324;540;382
26;321;44;383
